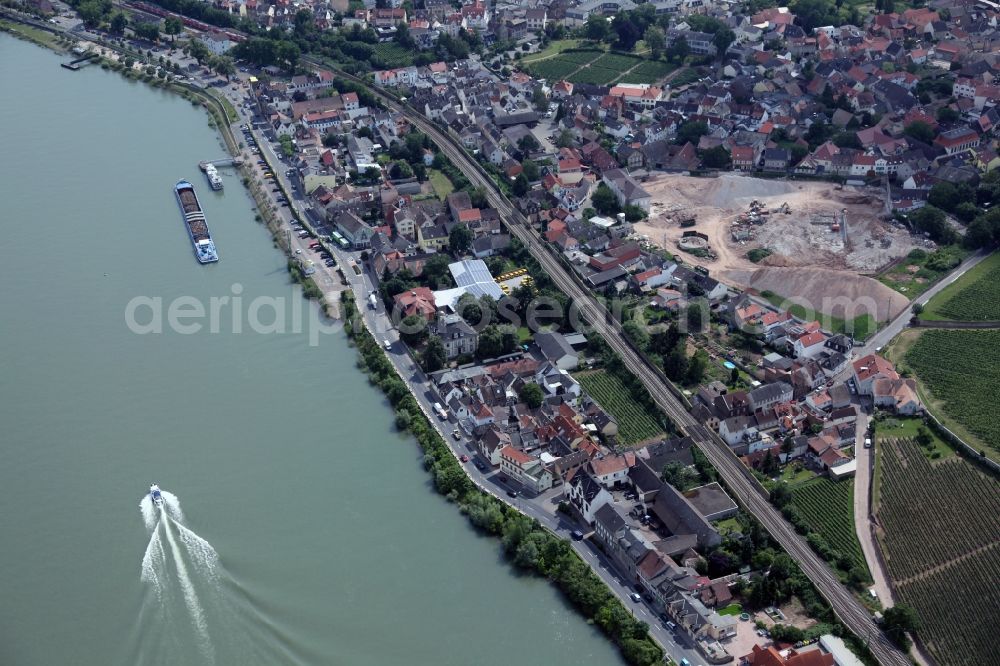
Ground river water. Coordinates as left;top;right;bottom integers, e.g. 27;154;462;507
0;34;620;666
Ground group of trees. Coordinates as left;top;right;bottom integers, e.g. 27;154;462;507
590;183;647;222
230;37;300;74
583;6;732;60
626;319;709;387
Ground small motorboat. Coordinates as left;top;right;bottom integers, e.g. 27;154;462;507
150;484;164;507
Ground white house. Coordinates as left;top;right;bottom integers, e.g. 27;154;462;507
566;472;614;524
200;32;233;56
588;453;635;489
852;354;899;396
500;445;554;493
719;415;757;447
793;331;828;358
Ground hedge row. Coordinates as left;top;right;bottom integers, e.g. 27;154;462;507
341;292;664;666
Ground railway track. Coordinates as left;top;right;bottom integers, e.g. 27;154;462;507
307;59;911;666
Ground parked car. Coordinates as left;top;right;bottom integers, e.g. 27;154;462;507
629;593;642;603
474;461;487;472
506;489;518;498
459;454;469;462
570;530;584;541
453;431;462;442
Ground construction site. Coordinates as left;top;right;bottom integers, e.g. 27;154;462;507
635;173;918;321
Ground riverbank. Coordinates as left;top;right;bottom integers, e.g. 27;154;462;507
340;291;664;666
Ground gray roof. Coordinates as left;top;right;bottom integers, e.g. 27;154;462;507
595;502;628;534
748;381;792;406
651;482;721;549
535;330;577;362
682;483;737;520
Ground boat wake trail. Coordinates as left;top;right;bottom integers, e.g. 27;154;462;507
137;488;216;664
161;514;215;663
135;488;309;665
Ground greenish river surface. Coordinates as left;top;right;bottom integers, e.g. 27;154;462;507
0;34;621;666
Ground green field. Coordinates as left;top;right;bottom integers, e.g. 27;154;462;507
527;59;578;81
875;416;953;461
428;169;454;200
789;478;867;573
591;52;643;71
526;48;672;86
878;246;968;298
577;370;667;445
371;42;413;68
625;60;675;83
521;39;586;64
876;437;1000;666
568;67;620;86
904;329;1000;458
922;251;1000;321
760;291;876;340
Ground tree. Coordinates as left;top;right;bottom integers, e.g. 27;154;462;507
644;26;665;59
713;28;735;57
687;302;706;332
664;347;689;382
212;55;236;79
521;159;539;182
662;461;699;491
623;320;650;350
699;145;731;169
420;255;449;290
903;120;935;144
519;382;545;409
512;173;529;196
399;314;429;346
686;350;707;385
421;336;446;371
910;205;956;244
531;86;548;113
449;224;473;255
915;426;933;449
936;106;959;123
133;22;160;42
927;182;961;212
517;133;540;154
469;187;488;208
730;366;740;385
456;293;484;327
187;39;211;65
395;21;415;48
163;16;183;41
676;120;709;146
585;13;610;41
109;11;127;34
882;604;920;649
591;183;620;215
555;129;576;149
770;484;792;507
665;35;689;63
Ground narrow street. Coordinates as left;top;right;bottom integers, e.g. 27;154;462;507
850;414;894;608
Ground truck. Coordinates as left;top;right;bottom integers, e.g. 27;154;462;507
433;402;448;421
368;293;377;310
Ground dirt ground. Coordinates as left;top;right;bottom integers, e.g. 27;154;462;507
634;173;917;319
723;266;909;321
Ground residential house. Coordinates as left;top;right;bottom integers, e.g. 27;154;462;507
500;445;554;493
852;354;898;395
394;287;437;321
566;472;614;524
535;331;579;370
334;211;375;249
602;169;652;211
435;314;478;359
